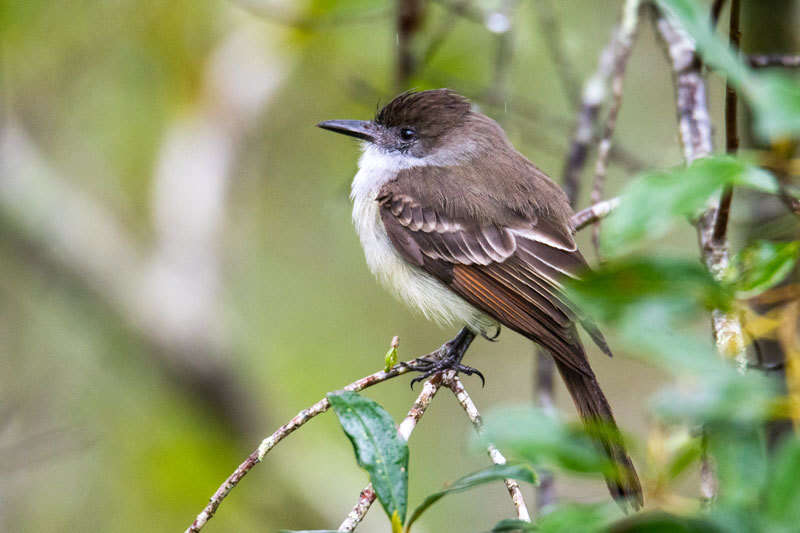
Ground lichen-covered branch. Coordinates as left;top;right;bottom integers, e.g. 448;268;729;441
652;6;747;373
446;375;532;522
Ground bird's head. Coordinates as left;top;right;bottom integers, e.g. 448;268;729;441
317;89;474;159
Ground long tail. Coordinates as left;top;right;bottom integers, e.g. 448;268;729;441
554;358;644;511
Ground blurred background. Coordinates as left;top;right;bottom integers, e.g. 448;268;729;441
1;1;798;532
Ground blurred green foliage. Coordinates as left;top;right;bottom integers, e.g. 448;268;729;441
2;0;799;532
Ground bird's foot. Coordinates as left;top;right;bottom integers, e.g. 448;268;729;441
402;329;484;389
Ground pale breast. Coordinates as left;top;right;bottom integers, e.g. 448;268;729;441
350;158;496;334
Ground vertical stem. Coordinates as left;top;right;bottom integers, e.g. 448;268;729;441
712;0;739;245
534;354;556;509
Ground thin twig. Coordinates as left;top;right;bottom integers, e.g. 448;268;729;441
446;375;532;522
185;356;426;533
571;197;621;232
748;54;800;68
339;373;446;531
590;0;642;259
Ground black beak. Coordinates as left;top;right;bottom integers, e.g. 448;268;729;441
316;119;376;142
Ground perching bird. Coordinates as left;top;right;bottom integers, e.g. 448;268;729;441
318;89;643;510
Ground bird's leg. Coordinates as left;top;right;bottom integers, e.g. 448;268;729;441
406;327;484;389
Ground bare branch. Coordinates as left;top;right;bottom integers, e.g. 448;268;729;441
339;373;445;531
185;356;426;533
339;486;377;532
571;197;621;232
748;54;800;68
712;0;740;246
446;375;532;522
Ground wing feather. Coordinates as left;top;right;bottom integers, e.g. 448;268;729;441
378;189;609;372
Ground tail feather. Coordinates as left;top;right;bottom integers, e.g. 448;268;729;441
554;358;644;511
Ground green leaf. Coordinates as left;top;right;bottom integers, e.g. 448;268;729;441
491;518;537;531
601;156;778;255
328;391;409;525
565;256;732;323
763;438;800;530
653;371;776;428
731;240;800;298
708;427;768;511
279;531;339;532
665;437;702;481
656;0;800;141
608;510;722;532
496;504;614;533
405;463;537;532
384;345;398;372
564;256;735;375
480;408;613;476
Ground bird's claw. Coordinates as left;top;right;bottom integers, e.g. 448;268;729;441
407;359;486;390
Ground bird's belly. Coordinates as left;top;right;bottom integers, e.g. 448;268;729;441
352;195;496;334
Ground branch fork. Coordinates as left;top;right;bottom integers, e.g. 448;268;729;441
186;345;531;533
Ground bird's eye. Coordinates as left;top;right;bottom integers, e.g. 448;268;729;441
399;128;416;141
